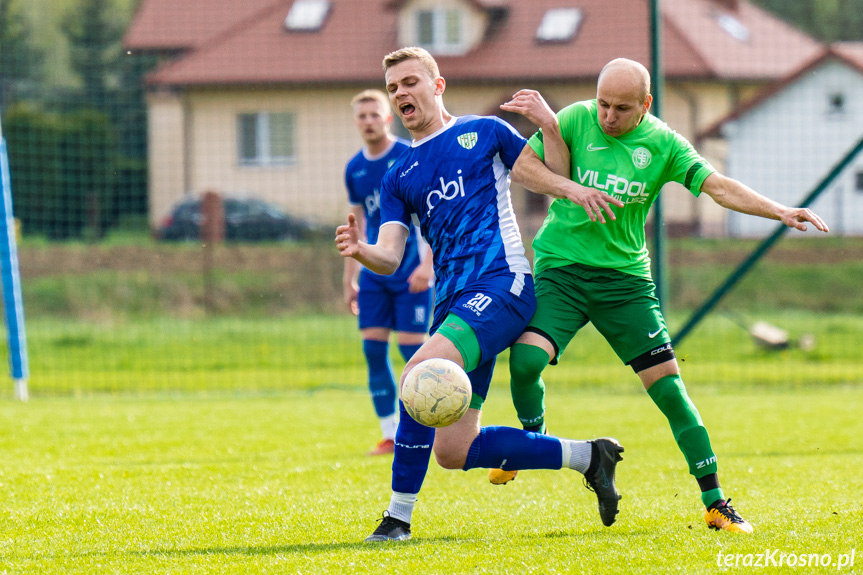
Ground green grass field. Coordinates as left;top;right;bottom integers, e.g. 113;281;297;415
0;388;860;574
3;238;861;572
12;309;863;397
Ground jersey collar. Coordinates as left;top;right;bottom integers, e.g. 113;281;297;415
362;139;398;161
412;116;459;148
616;112;655;141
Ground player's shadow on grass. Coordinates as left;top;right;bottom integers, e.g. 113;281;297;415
126;537;454;558
123;527;641;559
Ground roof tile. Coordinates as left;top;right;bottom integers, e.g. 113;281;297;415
127;0;823;87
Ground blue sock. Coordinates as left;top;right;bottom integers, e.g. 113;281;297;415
363;340;397;418
392;400;435;494
462;427;563;471
398;343;423;363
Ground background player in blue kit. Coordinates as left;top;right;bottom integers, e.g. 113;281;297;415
336;47;626;542
344;89;434;456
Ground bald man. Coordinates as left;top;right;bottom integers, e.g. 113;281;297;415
491;58;828;534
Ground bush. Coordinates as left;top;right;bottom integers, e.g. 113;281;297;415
3;102;117;240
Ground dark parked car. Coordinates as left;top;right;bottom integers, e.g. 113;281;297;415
158;197;323;242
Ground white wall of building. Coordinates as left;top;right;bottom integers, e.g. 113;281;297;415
724;59;863;237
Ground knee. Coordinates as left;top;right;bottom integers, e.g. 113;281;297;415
432;434;471;469
363;339;389;364
433;445;468;470
509;343;549;384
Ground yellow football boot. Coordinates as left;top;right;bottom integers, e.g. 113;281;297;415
489;425;549;485
705;499;754;533
488;468;518;485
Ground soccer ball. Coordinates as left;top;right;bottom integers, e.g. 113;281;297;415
401;358;472;428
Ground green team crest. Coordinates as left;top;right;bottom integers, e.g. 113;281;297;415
457;132;478;150
632;147;652;169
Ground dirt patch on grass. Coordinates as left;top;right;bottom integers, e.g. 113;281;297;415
17;237;863;318
21;238;861;277
19;243;340;277
19;241;346;316
668;238;863;267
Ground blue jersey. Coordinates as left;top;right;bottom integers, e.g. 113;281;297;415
379;116;531;305
345;138;422;282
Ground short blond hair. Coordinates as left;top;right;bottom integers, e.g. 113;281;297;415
382;46;440;79
351;89;389;109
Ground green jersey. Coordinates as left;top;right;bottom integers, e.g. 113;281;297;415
528;99;714;279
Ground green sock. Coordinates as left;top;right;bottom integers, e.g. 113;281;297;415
697;474;726;507
701;488;725;508
647;374;718;478
508;343;548;429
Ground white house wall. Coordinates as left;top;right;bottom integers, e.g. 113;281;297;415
725;59;863;237
146;79;769;235
147;86;365;228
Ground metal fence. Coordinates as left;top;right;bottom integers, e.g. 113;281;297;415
1;0;861;396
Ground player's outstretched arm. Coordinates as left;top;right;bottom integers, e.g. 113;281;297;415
512;146;623;223
501;89;570;179
335;213;409;275
701;173;829;233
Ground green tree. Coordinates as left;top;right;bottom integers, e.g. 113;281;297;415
0;0;44;103
113;51;158;219
58;0;152;235
752;0;863;42
61;0;124;109
4;103;116;240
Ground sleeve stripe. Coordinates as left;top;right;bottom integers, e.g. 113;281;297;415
380;220;410;231
684;162;704;190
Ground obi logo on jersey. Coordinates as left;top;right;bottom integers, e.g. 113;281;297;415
426;170;466;215
364;190;380;214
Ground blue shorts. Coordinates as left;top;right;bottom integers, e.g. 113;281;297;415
431;272;536;402
357;270;432;333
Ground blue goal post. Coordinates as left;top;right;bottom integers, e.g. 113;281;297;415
0;110;30;401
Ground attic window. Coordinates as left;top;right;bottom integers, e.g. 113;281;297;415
536;8;583;43
285;0;330;31
828;92;846;116
715;13;749;42
416;8;465;55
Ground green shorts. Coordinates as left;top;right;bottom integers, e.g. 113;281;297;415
527;263;670;366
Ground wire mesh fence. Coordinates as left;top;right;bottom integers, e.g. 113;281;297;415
1;0;862;396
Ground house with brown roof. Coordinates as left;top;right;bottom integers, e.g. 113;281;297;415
700;43;863;237
124;0;823;236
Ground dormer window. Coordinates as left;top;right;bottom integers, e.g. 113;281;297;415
416;8;465;55
536;8;583;43
285;0;330;32
715;12;749;42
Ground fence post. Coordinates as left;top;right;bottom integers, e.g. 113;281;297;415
201;191;224;313
650;0;669;313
